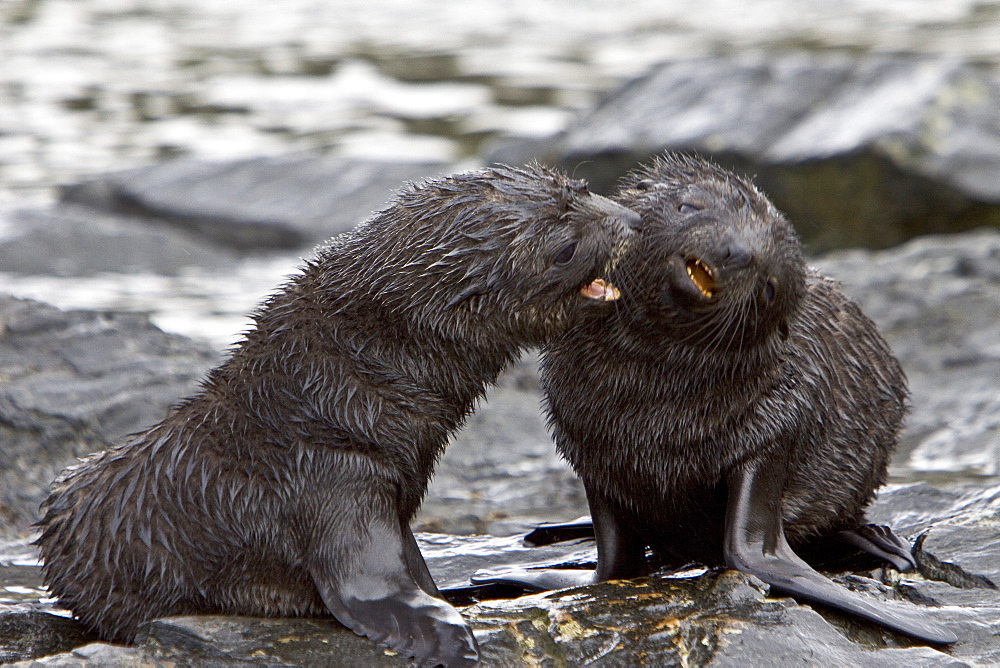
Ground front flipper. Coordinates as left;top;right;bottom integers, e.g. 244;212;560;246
472;485;646;594
311;519;479;667
724;459;957;645
838;524;916;572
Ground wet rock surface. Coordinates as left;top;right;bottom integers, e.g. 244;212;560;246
812;229;1000;476
2;481;997;666
59;156;453;252
0;295;218;536
496;53;1000;252
0;205;241;277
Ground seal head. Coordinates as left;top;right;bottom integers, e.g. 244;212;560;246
612;154;805;351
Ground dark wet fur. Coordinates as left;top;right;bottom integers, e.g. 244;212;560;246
36;164;638;665
543;153;907;568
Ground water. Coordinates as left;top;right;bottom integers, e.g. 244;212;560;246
2;0;999;207
1;256;300;348
2;1;999;484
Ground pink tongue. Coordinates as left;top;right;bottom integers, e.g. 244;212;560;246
581;278;621;301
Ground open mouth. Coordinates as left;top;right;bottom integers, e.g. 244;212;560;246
580;278;621;302
685;258;716;298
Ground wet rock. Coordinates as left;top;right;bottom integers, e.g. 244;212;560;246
495;52;1000;252
471;574;964;667
0;205;239;276
812;229;1000;475
0;295;217;536
60;156;455;252
4;478;999;665
0;610;96;664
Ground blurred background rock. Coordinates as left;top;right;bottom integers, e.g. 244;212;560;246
1;0;998;541
3;2;1000;663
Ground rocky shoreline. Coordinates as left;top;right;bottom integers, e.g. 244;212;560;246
3;3;1000;664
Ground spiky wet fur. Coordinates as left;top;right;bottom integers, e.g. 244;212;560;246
36;164;636;642
542;153;907;566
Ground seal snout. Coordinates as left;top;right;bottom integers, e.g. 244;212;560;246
621;208;643;232
683;236;755;299
721;240;752;270
585;193;643;233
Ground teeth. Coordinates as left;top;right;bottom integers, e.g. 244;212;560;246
685;258;716;298
581;278;621;301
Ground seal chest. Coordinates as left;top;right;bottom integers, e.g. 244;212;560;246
35;164;641;666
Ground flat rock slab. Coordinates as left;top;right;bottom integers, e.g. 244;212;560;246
0;295;218;536
0;205;241;277
3;481;997;665
495;52;1000;251
59;156;456;252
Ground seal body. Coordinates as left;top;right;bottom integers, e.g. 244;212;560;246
36;164;640;666
502;153;954;644
547;158;901;564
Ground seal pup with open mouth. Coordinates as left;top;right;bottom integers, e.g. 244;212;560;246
475;154;956;646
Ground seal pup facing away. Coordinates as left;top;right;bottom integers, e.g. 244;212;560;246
36;164;641;667
475;154;956;645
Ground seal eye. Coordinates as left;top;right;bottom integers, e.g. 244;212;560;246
553;241;578;266
678;202;702;215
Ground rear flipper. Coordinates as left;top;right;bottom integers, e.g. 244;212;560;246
311;517;479;667
471;567;597;593
726;459;957;645
837;524;916;572
523;517;595;547
473;486;647;594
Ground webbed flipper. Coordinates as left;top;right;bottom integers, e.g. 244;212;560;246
310;518;479;667
473;485;646;594
471;567;597;592
724;459;957;645
523;516;595;547
838;523;917;572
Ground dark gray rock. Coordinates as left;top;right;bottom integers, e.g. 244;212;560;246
493;52;1000;252
4;480;998;665
0;295;217;536
60;156;455;252
0;205;239;276
812;229;1000;476
0;610;96;664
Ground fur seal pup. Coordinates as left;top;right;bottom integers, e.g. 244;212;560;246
475;154;956;645
36;164;641;666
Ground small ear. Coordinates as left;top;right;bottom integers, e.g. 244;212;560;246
445;284;485;309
